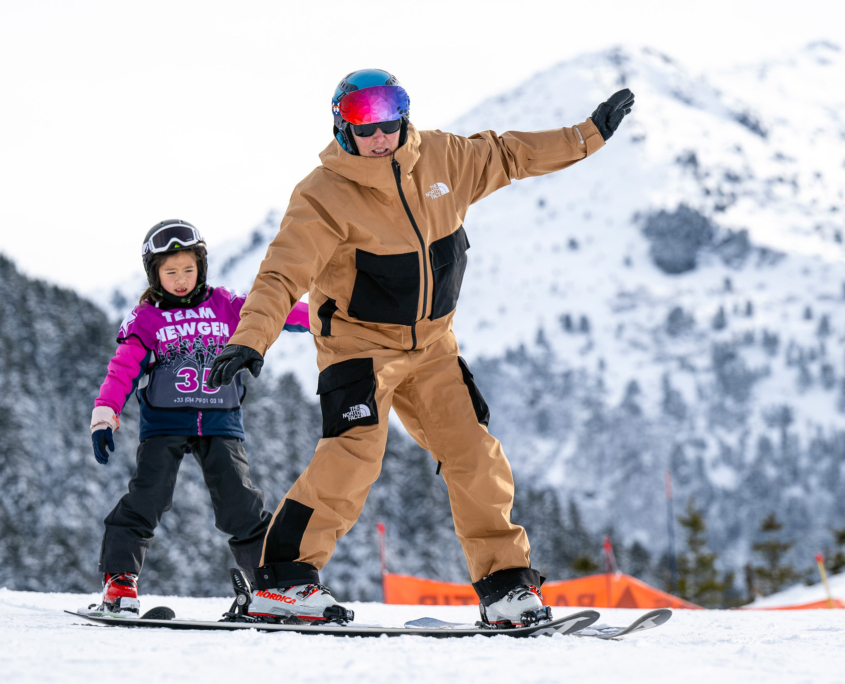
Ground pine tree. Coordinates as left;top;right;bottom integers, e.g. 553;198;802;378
676;499;726;607
825;527;845;575
564;501;602;578
751;513;804;596
571;555;600;575
625;541;653;581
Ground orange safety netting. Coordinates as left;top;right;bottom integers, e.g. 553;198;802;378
383;572;700;609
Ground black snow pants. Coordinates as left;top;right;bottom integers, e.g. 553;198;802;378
98;435;271;584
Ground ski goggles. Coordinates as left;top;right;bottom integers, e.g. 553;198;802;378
336;85;410;127
142;222;203;255
350;119;402;137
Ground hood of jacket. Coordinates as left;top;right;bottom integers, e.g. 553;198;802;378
319;122;422;189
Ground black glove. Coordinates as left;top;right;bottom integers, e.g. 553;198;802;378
206;344;264;389
93;427;115;465
590;89;635;141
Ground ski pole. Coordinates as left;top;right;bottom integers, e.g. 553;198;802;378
815;553;834;609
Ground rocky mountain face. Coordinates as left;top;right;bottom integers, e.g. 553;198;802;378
4;42;844;599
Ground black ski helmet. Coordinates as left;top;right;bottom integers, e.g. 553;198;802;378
142;219;208;305
331;69;410;155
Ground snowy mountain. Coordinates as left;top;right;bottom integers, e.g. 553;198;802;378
89;41;845;584
442;42;845;572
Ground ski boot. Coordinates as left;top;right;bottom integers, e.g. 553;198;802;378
89;572;141;616
473;568;553;629
222;568;353;625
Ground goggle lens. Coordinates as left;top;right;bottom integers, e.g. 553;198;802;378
146;224;200;253
338;85;410;126
351;119;402;138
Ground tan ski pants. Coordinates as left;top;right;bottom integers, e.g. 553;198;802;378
260;331;530;582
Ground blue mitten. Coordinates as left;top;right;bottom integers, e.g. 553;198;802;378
93;428;115;465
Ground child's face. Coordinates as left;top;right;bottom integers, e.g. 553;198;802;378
158;252;198;298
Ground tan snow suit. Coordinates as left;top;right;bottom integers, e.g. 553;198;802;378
230;120;604;584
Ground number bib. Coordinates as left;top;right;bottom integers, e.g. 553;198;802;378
144;338;243;410
118;287;246;412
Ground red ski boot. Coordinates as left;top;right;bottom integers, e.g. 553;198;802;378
95;572;141;616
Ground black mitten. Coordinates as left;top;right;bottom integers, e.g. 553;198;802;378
206;344;264;389
590;89;635;141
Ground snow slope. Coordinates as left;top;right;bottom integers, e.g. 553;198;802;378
0;589;845;684
2;589;843;684
749;571;845;608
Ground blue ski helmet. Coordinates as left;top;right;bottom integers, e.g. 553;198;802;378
332;69;410;155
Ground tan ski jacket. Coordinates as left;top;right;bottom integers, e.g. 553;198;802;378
230;120;605;357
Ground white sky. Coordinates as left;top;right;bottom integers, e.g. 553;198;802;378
0;0;839;294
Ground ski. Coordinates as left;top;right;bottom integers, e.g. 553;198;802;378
572;608;673;639
65;608;600;639
403;610;598;636
403;607;672;639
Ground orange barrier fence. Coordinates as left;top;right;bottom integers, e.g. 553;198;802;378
743;599;845;610
383;572;700;609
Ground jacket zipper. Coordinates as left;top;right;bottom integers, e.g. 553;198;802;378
392;159;428;350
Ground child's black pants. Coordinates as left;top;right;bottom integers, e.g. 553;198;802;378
98;434;270;584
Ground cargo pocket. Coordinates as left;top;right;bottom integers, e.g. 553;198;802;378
430;226;469;321
457;356;490;427
316;358;379;438
348;249;420;325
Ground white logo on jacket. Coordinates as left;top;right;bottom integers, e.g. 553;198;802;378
343;404;371;421
118;309;137;338
425;182;450;199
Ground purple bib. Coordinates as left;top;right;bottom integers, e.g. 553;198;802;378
118;287;245;411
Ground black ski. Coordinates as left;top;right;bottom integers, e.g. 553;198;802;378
64;608;600;639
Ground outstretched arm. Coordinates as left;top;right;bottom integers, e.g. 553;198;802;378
455;89;635;205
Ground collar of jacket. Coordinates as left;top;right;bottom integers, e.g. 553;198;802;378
156;284;213;311
319;122;422;190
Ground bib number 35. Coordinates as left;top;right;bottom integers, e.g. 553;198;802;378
175;367;220;394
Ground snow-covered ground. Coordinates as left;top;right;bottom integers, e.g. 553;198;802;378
748;571;845;609
2;589;844;684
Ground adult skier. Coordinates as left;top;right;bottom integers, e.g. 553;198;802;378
208;69;634;627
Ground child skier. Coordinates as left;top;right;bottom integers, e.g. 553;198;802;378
89;219;308;615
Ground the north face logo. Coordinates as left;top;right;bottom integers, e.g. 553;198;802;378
343;404;372;421
425;182;450;199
